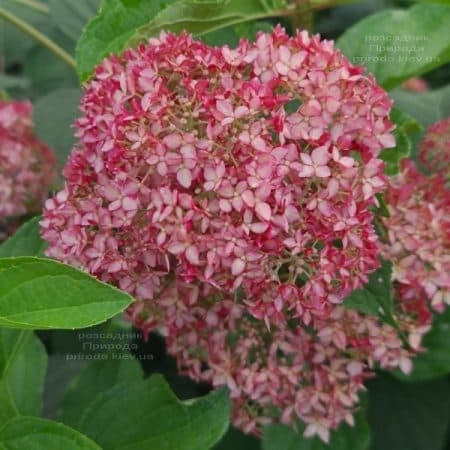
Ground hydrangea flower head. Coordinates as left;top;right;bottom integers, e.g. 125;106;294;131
382;159;450;313
419;117;450;182
0;99;56;239
42;27;394;323
41;27;399;440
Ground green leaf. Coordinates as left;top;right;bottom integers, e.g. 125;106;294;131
0;416;101;450
393;309;450;382
43;355;88;419
337;4;450;90
367;373;450;450
380;107;422;175
33;88;82;170
59;357;143;427
0;217;47;258
49;0;100;42
411;0;450;4
0;329;47;425
78;374;231;450
76;0;179;81
262;404;370;450
391;86;450;128
343;260;397;327
76;0;290;81
127;0;289;49
0;257;133;330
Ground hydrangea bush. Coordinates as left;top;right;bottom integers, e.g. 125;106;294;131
0;1;449;449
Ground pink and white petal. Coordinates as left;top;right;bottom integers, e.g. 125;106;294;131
255;202;271;221
315;165;331;178
231;258;246;276
168;242;187;255
298;165;315;177
177;168;192;188
219;199;232;213
379;133;396;148
122;196;138;211
163;133;182;149
216;99;234;117
186;245;200;265
250;222;269;234
311;146;330;165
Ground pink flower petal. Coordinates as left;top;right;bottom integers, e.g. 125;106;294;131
297;165;315;177
163;133;182;149
311;146;330;165
216;99;233;117
186;245;200;265
255;202;271;221
177;168;192;188
315;165;331;178
122;196;138;211
231;258;246;276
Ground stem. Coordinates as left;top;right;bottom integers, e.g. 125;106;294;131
0;7;76;69
12;0;49;14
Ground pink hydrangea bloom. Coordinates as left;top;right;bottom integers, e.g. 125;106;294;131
41;28;401;440
382;160;450;313
419;117;450;183
0;100;56;240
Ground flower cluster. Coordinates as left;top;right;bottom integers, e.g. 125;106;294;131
41;28;403;440
419;117;450;183
382;159;450;314
0;100;56;240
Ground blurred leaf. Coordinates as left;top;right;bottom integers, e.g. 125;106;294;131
49;0;100;42
0;217;47;258
262;403;370;450
0;257;133;330
380;107;422;175
0;329;47;425
393;309;450;382
76;0;179;81
343;260;397;328
59;357;143;427
337;4;450;90
0;74;28;89
78;375;231;450
43;355;87;418
367;374;450;450
201;26;240;46
33;88;81;169
0;0;52;66
0;416;101;450
23;40;79;96
391;86;450;128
